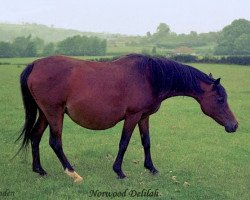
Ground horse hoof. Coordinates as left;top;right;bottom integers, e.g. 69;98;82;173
65;168;83;183
144;165;159;175
39;171;48;176
117;173;127;179
33;168;47;176
150;168;159;175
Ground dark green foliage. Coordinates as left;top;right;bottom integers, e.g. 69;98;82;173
168;54;250;65
23;42;37;57
57;35;107;56
32;37;45;54
215;19;250;55
169;54;197;63
42;43;56;56
0;35;39;57
219;56;250;65
234;33;250;54
0;35;107;57
154;23;171;39
0;42;15;57
144;23;219;51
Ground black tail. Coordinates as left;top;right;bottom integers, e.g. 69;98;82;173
15;63;37;154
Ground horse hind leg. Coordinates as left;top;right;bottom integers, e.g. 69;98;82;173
31;110;48;176
46;109;83;182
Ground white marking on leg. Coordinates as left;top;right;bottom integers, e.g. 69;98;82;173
65;168;83;182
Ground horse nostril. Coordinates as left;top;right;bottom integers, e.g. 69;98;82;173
234;123;238;130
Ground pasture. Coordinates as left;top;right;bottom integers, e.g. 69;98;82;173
0;58;249;200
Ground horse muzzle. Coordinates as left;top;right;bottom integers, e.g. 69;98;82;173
225;122;238;133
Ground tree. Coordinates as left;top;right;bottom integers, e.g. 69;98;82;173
214;19;250;55
12;35;30;56
42;43;55;56
234;33;250;54
0;42;15;57
24;42;37;57
12;35;38;57
189;31;198;37
156;23;170;36
57;35;107;56
32;37;45;53
151;23;171;44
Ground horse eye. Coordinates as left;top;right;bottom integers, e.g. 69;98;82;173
217;98;224;104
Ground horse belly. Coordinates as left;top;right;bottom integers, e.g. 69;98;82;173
66;101;125;130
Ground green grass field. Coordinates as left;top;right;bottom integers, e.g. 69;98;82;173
0;58;249;200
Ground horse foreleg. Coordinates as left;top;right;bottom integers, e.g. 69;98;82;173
113;114;141;179
138;117;158;174
31;111;48;176
48;113;83;182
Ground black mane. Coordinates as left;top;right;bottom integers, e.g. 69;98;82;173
126;54;214;96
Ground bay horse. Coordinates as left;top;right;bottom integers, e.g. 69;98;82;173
17;54;238;182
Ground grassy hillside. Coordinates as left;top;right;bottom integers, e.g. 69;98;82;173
0;58;249;199
0;23;118;43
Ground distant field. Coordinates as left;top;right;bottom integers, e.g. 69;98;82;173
0;58;249;200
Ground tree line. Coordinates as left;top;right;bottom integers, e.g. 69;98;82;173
0;19;249;58
122;19;250;56
0;35;107;58
144;23;219;49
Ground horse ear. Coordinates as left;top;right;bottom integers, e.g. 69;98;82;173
209;73;213;78
214;78;221;86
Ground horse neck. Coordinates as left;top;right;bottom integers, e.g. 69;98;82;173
159;75;203;102
160;88;200;101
